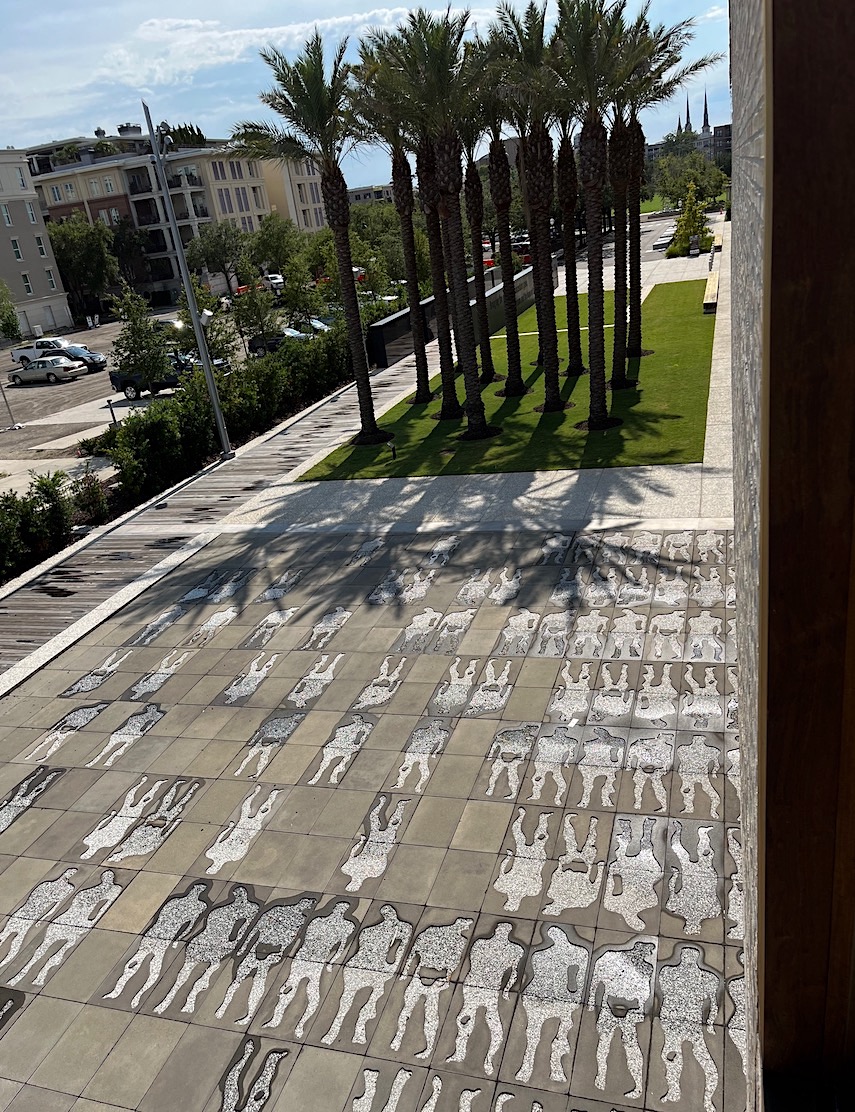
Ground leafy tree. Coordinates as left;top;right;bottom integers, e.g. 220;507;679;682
666;181;710;256
55;144;81;165
110;281;174;390
0;281;21;343
659;127;701;158
112;218;150;287
231;258;280;346
655;150;725;207
250;212;306;273
186;221;248;294
94;139;119;157
165;122;207;149
176;276;235;362
47;211;118;318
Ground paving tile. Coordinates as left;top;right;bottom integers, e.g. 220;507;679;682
137;1024;242;1111
82;1014;186;1107
7;1088;75;1112
0;996;84;1082
29;1004;132;1095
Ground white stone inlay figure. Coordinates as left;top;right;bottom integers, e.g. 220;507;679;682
104;883;208;1009
530;727;577;806
666;820;722;934
726;744;742;812
446;922;523;1075
399;608;443;652
727;828;745;941
515;925;589;1084
394;721;449;793
220;1037;288;1112
308;715;374;786
617;567;653;607
547;661;593;722
590;663;632;722
223;653;279;704
130;649;192;699
353;1068;412;1112
433;658;478;715
400;570;436;604
539;533;572;565
180;571;222;602
369;570;405;605
571;534;599;563
243;608;299;648
8;869;121;987
433;610;477;654
549;568;583;608
391;916;473;1057
287;653;345;707
603;816;662;931
727;958;747;1077
84;704;164;768
635;664;678;726
130;605;187;646
456;569;493;606
254;569;303;602
726;667;739;730
628;531;661;562
486;723;539;799
205;786;281;875
570;610;608;657
650;611;686;659
726;567;737;608
323;904;412;1045
585;567;619;606
419;1076;443;1112
688;611;724;662
489;567;522;605
0;766;64;835
24;702;108;762
80;775;166;859
663;531;693;561
587;940;657;1100
691;566;725;606
577;727;625;808
697;529;725;564
235;713;305;779
353;657;407;710
341;796;410;892
154;886;259;1015
301;607;352;650
654;566;688;607
465;659;513;716
426;534;459;566
658;947;720;1112
498;609;540;655
682;666;723;728
187;606;240;646
494;808;553;912
210;571;256;604
676;735;721;817
534;611;574;656
216;897;316;1024
543;814;604;915
349;538;385;565
264;901;355;1034
0;868;77;972
626;732;673;812
109;778;201;863
60;650;132;695
608;609;647;659
602;530;631;564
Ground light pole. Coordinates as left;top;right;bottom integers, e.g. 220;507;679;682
142;101;233;459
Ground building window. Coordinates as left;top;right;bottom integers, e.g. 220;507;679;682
247;161;258;178
98;209;110;226
251;185;263;208
16;167;26;189
301;208;310;227
1;204;11;226
236;186;249;213
50;185;62;203
314;207;324;228
104;177;115;194
89;179;101;197
310;182;321;204
64;183;75;199
45;268;56;290
35;235;46;257
229;161;244;180
22;272;32;295
110;208;120;225
212;160;225;181
240;215;254;233
217;188;233;215
26;201;36;224
11;238;22;261
297;183;306;204
304;159;316;177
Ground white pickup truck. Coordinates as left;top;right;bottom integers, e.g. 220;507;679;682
10;337;71;366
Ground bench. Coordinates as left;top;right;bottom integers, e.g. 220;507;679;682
703;272;720;313
713;233;723;251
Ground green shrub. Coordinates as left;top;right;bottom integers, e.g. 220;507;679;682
0;493;27;582
109;403;186;499
71;465;109;524
21;472;73;558
79;425;119;456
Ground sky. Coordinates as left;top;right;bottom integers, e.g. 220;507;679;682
2;1;730;188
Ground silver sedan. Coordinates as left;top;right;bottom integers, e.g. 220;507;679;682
8;355;88;386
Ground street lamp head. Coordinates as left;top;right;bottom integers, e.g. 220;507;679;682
200;309;214;328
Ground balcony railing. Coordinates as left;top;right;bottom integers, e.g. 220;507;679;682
185;174;201;187
166;176;182;189
129;180;152;195
136;213;160;226
192;205;209;218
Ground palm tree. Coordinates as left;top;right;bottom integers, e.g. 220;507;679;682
493;2;564;413
555;0;627;430
609;112;633;388
231;33;388;444
354;46;432;404
381;8;494;440
555;127;586;376
487;124;526;396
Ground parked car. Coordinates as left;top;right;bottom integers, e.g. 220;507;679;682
64;344;107;373
153;318;186;336
291;317;331;335
8;355;87;386
10;337;72;366
248;329;310;357
262;273;285;291
108;351;188;399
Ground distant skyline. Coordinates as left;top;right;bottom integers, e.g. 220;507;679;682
4;1;731;188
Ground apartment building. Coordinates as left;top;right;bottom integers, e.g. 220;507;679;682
347;183;394;205
261;158;326;232
0;150;72;337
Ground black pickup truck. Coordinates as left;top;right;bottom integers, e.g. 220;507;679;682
109;354;230;400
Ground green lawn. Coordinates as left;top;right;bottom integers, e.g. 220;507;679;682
641;193;667;213
301;279;715;480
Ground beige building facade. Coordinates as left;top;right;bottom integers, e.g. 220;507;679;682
260;157;326;232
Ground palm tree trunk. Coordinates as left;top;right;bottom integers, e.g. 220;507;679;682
610;188;629;388
464;161;497;385
488;138;524;396
557;133;585;376
321;166;388;444
516;147;543;369
416;143;462;420
627;117;645;358
391;147;431;404
524;123;562;412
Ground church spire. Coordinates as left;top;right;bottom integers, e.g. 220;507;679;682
702;90;711;134
685;95;692;132
677;114;683;134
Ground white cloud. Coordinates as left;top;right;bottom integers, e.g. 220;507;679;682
701;5;728;20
